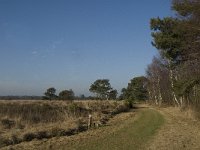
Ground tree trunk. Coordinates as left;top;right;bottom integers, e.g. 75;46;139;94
153;85;158;105
169;65;180;107
157;78;163;106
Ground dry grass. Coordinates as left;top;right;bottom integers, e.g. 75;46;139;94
3;108;164;150
0;100;129;148
146;107;200;150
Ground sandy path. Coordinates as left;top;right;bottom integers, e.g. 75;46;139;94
146;107;200;150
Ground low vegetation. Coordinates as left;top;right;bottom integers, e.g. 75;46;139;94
0;100;130;148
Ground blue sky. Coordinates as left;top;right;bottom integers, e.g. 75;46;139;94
0;0;172;96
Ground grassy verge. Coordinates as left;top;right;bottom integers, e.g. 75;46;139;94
68;109;164;150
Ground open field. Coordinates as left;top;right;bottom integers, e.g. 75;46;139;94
0;100;129;148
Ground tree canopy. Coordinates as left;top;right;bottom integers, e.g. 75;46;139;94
43;87;57;100
89;79;117;100
59;89;75;100
120;76;148;102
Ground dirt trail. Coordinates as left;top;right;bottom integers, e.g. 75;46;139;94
146;107;200;150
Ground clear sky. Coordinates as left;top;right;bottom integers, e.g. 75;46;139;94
0;0;172;96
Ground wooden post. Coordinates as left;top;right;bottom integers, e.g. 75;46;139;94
88;114;92;129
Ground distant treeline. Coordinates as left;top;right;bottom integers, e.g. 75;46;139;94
0;96;42;100
0;95;97;100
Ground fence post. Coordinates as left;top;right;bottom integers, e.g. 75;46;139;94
88;114;92;129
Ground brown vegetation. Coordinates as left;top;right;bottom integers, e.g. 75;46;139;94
0;100;129;148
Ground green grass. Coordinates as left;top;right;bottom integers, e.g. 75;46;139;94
69;109;164;150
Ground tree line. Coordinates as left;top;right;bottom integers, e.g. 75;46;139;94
43;77;149;102
43;79;118;100
43;88;75;100
146;0;200;113
0;77;147;101
0;96;42;100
